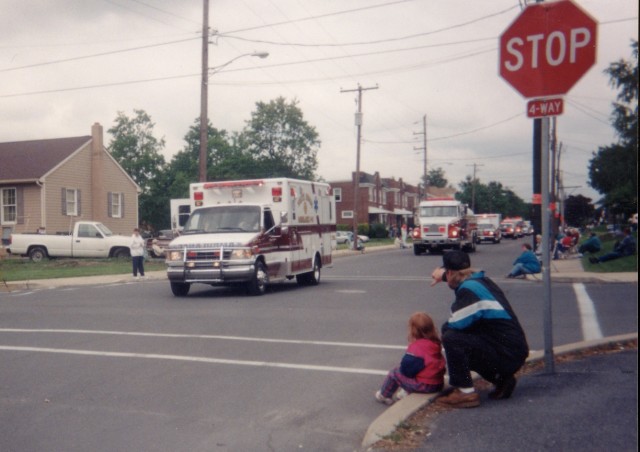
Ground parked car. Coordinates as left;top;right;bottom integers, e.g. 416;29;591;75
335;231;350;244
147;229;177;258
336;231;369;245
476;223;502;244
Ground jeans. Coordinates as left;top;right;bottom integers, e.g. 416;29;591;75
442;329;526;388
379;367;443;398
132;255;145;277
508;263;533;277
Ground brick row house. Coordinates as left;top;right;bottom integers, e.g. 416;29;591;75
330;172;420;230
0;123;140;245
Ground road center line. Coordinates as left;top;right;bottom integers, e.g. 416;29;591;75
0;328;405;350
573;283;603;341
0;345;389;376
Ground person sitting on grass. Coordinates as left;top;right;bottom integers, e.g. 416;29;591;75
589;228;636;264
578;232;601;255
507;243;541;278
375;312;446;405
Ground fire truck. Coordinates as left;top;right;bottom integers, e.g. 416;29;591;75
411;198;477;255
165;178;336;296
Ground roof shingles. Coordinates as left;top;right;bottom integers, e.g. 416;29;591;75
0;136;91;181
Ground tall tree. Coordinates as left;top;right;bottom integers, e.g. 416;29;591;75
564;194;595;228
424;167;449;188
588;40;638;218
107;110;166;228
108;110;166;192
456;177;529;217
239;97;320;180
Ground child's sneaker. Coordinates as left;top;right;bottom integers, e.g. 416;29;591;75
374;390;394;406
393;388;408;401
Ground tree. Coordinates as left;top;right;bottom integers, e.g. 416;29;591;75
108;110;166;192
424;167;449;188
239;97;320;180
588;41;638;219
107;110;167;229
564;194;595;228
456;177;529;217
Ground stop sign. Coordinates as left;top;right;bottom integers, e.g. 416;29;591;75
499;0;597;98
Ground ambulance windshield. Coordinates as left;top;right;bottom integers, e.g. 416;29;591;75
183;206;261;234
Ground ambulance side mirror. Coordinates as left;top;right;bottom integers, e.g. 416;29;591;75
280;212;288;223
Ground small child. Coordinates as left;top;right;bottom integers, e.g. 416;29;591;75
375;312;446;405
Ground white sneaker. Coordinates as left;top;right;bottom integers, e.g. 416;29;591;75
375;390;394;406
393;388;408;401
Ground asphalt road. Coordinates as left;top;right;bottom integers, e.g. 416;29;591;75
0;239;637;451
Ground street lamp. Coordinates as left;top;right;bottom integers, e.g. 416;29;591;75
198;51;269;182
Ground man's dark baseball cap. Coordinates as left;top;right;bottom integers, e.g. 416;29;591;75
442;251;470;271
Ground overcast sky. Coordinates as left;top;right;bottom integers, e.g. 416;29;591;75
1;0;637;202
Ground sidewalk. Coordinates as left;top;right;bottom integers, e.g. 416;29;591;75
363;334;638;451
0;244;401;292
2;244;636;292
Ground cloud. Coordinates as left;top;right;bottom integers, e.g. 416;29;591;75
0;0;637;203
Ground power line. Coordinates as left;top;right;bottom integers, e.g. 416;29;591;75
220;0;416;35
0;72;199;98
0;45;494;98
0;36;200;73
129;0;201;25
217;5;517;47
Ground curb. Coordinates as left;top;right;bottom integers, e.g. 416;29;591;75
361;332;639;450
0;246;401;292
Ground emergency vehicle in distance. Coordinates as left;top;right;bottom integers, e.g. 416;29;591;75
411;198;477;255
165;178;336;296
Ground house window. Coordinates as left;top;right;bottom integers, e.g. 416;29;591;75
110;192;123;218
368;187;374;202
342;210;354;219
1;187;17;224
334;188;342;202
65;188;78;216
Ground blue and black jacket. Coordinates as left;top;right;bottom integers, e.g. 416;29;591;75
442;271;529;363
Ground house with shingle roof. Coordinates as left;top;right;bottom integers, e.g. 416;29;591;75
0;123;140;245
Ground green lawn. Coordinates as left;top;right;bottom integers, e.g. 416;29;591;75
580;230;637;273
0;257;166;282
1;239;397;281
336;237;395;250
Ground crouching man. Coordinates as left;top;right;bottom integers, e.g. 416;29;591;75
430;251;529;408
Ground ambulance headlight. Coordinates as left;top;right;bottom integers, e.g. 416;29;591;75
231;248;253;259
167;250;184;261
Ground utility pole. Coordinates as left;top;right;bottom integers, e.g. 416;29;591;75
556;142;563;229
198;0;210;182
340;84;378;251
466;163;484;212
413;115;427;199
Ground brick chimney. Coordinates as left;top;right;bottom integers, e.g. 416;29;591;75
91;123;105;222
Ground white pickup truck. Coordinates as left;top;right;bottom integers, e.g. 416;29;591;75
8;221;132;262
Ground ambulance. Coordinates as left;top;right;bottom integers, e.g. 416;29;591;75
165;178;336;296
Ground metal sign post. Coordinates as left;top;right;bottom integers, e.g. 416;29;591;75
540;117;554;372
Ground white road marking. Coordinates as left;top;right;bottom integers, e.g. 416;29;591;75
0;345;388;376
325;275;427;282
0;328;405;350
336;289;367;294
573;283;603;341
